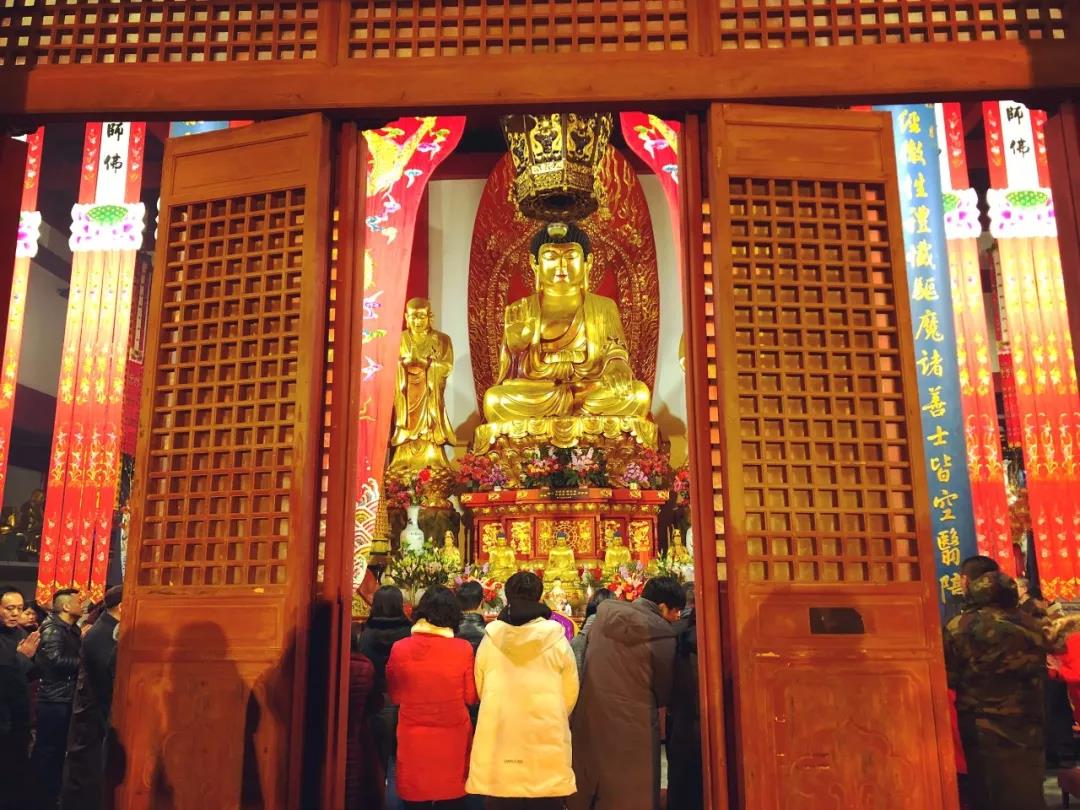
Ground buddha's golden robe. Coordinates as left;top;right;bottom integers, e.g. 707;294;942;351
393;329;457;448
483;292;651;422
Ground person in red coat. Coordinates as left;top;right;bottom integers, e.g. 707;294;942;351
347;624;384;810
387;586;477;809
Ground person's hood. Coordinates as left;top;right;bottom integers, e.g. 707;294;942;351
485;616;566;664
595;598;676;647
968;571;1020;609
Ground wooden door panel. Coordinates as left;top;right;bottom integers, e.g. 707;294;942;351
697;104;957;809
112;114;332;810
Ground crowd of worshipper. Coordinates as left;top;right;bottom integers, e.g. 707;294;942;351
0;584;121;810
9;554;1078;810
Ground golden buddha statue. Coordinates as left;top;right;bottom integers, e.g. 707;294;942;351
669;528;692;564
439;530;462;572
544;529;578;587
602;524;633;580
487;528;518;583
482;223;651;424
390;298;457;474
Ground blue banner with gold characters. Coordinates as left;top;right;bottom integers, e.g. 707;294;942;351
877;104;977;620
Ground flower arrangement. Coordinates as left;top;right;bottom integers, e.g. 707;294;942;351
605;562;647;602
454;564;506;612
451;453;509;494
652;549;693;583
385;467;434;510
387;541;449;594
672;465;691;504
614;448;672;489
521;445;609;490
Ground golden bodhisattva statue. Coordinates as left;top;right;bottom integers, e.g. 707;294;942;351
602;525;633;580
544;530;578;587
482;223;652;426
487;528;518;583
439;530;462;572
390;298;457;475
669;528;692;564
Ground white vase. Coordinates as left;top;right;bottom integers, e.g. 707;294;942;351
401;503;425;553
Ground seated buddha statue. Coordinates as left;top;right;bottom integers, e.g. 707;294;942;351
487;528;518;583
482;222;651;423
544;530;578;588
602;525;633;580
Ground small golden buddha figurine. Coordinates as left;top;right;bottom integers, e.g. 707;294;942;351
669;528;692;564
544;530;578;587
602;525;633;580
487;528;518;583
482;223;651;422
546;579;572;613
390;298;457;474
439;530;462;572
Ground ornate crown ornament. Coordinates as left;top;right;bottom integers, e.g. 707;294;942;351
500;112;613;222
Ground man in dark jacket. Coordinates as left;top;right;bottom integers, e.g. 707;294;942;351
32;587;85;807
666;597;702;810
567;576;684;810
60;585;122;810
945;566;1051;810
1;585;40;810
456;580;486;653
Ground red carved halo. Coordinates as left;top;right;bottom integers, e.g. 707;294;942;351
467;149;659;412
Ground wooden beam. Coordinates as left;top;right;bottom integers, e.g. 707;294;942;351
2;40;1078;119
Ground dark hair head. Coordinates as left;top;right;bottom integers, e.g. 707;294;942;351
505;571;544;604
1;585;24;604
413;586;462;630
371;586;406;620
961;555;1000;581
529;222;592;260
350;622;364;654
28;601;47;624
52;588;79;612
457;580;484;611
586;587;614;618
642;576;687;611
103;585;124;610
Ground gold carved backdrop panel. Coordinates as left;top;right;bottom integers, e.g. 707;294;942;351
468;149;659;411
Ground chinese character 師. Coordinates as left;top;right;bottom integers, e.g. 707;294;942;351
915;310;945;343
106;122;125;140
1006;105;1025;124
922;386;948;418
930;454;953;483
916;348;944;377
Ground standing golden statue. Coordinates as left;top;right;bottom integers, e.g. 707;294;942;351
389;298;457;475
482;222;651;423
439;530;462;572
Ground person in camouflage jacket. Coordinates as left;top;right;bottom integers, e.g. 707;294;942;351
945;569;1051;810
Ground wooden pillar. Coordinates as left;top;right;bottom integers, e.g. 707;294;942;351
1046;101;1080;389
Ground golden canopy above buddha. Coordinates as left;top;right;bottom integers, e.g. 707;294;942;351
481;222;652;431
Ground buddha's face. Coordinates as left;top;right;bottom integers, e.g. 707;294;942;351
405;305;431;335
534;242;590;292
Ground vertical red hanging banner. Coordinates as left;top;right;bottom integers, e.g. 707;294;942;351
0;127;44;500
984;100;1080;600
354;116;465;586
935;104;1013;572
619;113;683;267
37;122;145;603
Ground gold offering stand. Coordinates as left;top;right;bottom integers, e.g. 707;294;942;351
460;487;667;573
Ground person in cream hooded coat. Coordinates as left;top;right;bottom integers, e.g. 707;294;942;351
467;572;579;807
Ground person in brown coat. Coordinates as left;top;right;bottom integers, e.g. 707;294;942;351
566;576;685;810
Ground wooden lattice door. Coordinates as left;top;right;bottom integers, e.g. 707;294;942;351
687;105;958;809
111;115;332;810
